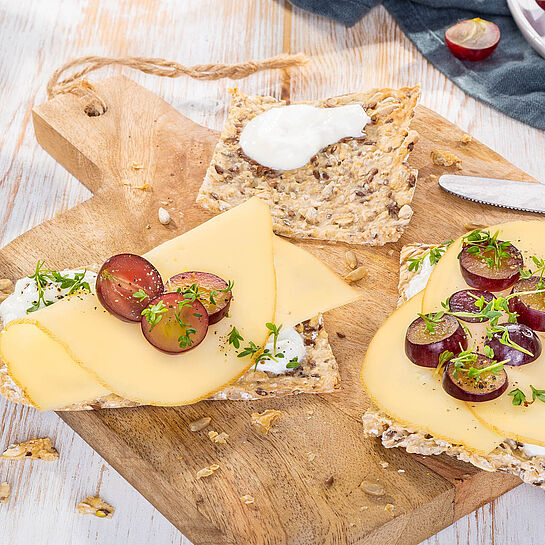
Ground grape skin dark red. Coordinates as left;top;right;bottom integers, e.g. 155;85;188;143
405;314;468;368
449;289;494;323
445;18;500;61
509;277;545;332
484;322;542;366
459;242;523;291
442;354;508;402
96;254;164;321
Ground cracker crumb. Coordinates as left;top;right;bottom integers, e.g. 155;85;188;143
131;161;144;170
336;332;346;338
349;522;356;527
307;409;314;416
345;250;358;270
0;278;14;302
398;469;405;473
251;409;282;434
189;417;211;432
2;437;58;461
196;465;220;479
379;461;389;469
344;266;367;283
385;503;395;517
324;476;335;487
177;456;183;460
76;496;114;518
0;482;10;503
430;149;462;169
461;133;472;144
158;207;171;225
122;181;149;190
429;174;438;182
146;224;151;230
386;249;394;257
240;494;255;505
208;431;229;444
307;452;317;462
360;506;368;511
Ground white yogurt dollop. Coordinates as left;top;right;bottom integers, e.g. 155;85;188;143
0;270;97;326
257;327;306;375
240;104;371;171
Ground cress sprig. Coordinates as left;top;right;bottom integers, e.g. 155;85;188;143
460;229;512;270
438;345;507;383
26;261;92;313
407;240;453;272
519;256;545;291
508;385;545;407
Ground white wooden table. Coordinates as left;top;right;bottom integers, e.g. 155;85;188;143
1;1;544;543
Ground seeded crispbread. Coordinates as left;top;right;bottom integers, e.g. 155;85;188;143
362;243;545;489
196;87;420;246
0;310;338;410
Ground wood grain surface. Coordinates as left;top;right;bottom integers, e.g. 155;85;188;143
1;1;544;545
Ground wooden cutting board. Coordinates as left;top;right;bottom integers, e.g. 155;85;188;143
0;76;539;545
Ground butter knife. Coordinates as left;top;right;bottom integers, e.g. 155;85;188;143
438;175;545;214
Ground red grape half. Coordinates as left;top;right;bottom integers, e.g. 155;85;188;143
405;314;467;368
445;18;500;61
448;289;495;323
537;0;545;10
484;322;542;366
166;271;232;325
140;292;209;354
509;277;545;332
459;242;523;292
442;353;508;402
97;254;164;321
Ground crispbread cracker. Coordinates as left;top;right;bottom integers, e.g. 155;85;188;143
362;243;545;489
197;88;420;246
0;311;338;410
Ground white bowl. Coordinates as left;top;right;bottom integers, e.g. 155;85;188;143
507;0;545;59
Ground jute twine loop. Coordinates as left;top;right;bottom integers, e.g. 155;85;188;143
47;53;309;116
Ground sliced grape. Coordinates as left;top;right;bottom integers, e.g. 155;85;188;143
459;242;523;291
484;322;541;366
405;314;467;368
445;18;500;61
97;254;164;321
448;289;495;323
140;293;209;354
509;277;545;332
166;271;232;325
442;354;508;402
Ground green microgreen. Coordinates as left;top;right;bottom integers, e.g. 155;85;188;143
407;240;453;272
286;357;300;369
133;288;149;301
227;326;244;349
460;230;512;270
417;311;445;334
141;300;168;331
508;385;545;407
519;256;545;291
209;280;234;306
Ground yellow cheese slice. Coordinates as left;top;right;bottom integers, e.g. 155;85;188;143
1;197;277;406
361;292;503;455
0;322;109;411
422;220;545;314
422;220;545;446
272;236;360;329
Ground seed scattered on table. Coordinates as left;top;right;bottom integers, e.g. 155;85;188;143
158;207;171;225
196;464;220;479
360;481;385;496
345;250;358;270
344;266;367;283
208;431;229;444
189;417;211;432
460;133;472;144
379;461;389;469
240;495;255;505
385;503;395;517
430;149;462;169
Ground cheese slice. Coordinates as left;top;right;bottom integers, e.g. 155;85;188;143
0;322;109;411
272;236;360;328
422;221;545;314
361;292;503;455
1;198;277;406
422;220;545;446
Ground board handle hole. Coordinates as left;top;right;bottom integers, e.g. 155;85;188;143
84;100;107;117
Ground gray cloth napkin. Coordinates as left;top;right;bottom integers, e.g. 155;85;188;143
289;0;545;131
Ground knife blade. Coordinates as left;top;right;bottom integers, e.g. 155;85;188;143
438;175;545;214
